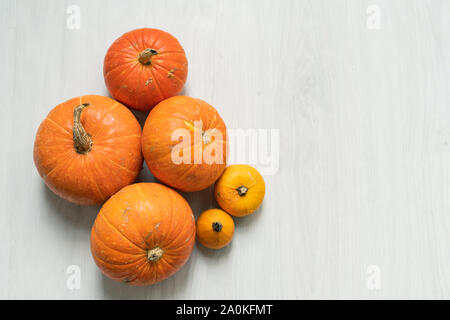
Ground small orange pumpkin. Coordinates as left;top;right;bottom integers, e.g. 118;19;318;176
196;209;235;249
142;96;228;192
90;183;196;286
104;28;188;111
214;165;265;217
33;95;142;205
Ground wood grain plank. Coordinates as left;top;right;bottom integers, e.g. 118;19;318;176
0;0;449;299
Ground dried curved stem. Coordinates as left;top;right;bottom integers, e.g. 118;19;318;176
138;48;158;65
73;103;92;154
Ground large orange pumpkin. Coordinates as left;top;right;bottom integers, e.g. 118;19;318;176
33;95;142;205
103;28;188;111
142;96;228;192
90;183;196;286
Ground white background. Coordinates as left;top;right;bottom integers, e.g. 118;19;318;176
1;0;449;299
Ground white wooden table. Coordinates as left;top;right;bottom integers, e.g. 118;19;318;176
1;0;449;299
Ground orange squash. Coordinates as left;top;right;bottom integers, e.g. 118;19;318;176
196;209;235;249
103;28;188;111
33;95;142;205
90;183;196;286
214;165;265;217
142;96;228;192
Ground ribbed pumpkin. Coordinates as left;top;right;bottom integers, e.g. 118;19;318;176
142;96;228;192
215;165;265;217
196;209;235;249
103;28;188;111
90;183;196;286
33;95;142;205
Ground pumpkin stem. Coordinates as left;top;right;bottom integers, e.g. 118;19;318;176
73;103;92;154
212;222;223;232
147;247;164;262
236;185;248;196
138;48;158;65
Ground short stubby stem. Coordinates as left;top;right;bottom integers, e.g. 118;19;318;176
236;185;248;197
138;48;158;65
147;247;164;262
212;222;223;232
73;103;92;154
